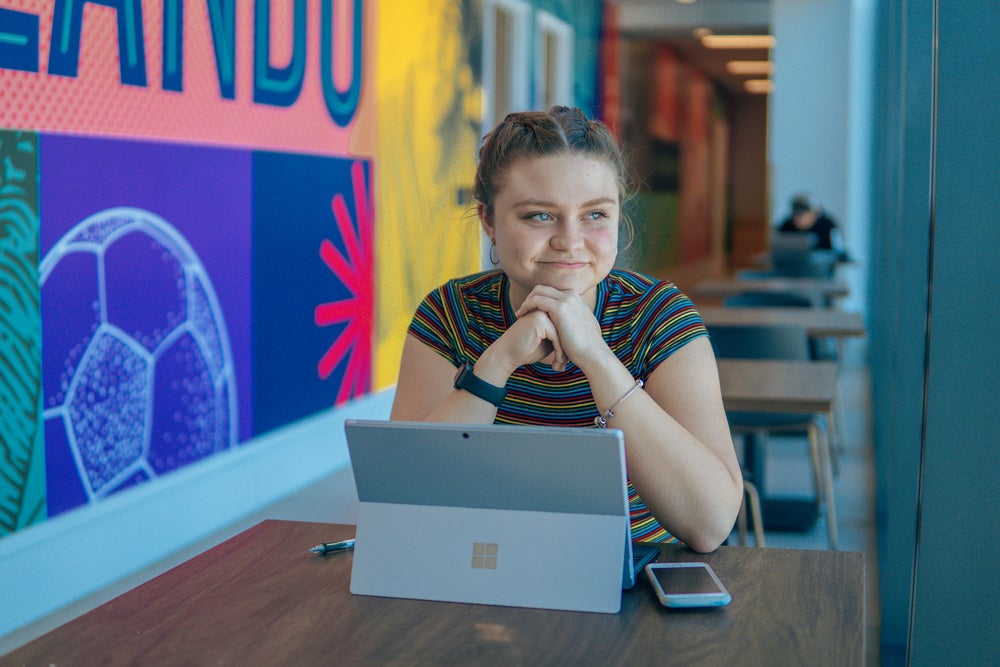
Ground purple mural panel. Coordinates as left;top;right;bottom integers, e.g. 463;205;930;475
252;154;373;435
38;136;252;514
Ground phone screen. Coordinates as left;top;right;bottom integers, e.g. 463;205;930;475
650;564;725;595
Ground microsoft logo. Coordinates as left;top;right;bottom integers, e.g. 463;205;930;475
472;542;498;569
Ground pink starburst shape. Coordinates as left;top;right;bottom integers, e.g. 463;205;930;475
314;161;373;405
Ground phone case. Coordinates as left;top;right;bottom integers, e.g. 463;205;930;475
645;562;732;608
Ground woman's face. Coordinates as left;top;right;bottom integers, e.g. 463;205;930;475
482;153;620;310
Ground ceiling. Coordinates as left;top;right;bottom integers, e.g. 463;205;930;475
610;0;773;96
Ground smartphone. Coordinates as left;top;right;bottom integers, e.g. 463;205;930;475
645;562;732;608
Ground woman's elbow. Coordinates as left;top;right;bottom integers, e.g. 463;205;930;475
685;485;745;553
684;527;730;554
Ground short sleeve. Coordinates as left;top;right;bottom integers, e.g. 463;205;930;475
622;280;707;379
406;286;462;365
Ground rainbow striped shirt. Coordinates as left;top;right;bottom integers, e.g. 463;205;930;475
408;269;708;543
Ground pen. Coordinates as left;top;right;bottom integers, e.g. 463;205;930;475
309;538;356;555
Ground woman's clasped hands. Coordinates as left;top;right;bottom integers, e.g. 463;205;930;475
495;284;606;374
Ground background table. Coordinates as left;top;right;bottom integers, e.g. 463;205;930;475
717;359;839;538
717;358;838;414
4;520;865;666
699;306;865;340
692;277;850;305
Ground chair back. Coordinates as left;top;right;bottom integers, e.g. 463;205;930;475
707;324;811;361
724;292;813;308
773;252;836;278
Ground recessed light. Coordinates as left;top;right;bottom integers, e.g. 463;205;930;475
726;61;774;75
744;79;774;93
701;35;776;49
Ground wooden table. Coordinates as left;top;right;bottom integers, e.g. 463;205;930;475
692;277;850;304
717;359;838;414
717;359;839;543
3;520;865;666
700;306;865;340
704;306;863;465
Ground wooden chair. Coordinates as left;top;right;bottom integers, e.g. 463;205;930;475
708;324;838;550
736;479;766;547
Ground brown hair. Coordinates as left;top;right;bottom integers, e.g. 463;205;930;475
473;107;633;235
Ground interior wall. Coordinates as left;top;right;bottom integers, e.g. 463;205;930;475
614;40;729;283
769;0;872;314
869;0;933;656
372;0;482;391
871;0;1000;663
0;0;375;538
909;0;1000;663
768;0;849;224
726;94;769;268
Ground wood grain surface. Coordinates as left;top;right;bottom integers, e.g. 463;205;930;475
4;520;864;666
699;307;865;339
717;359;839;414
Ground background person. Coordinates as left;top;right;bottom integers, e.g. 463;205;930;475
390;106;742;553
777;192;847;255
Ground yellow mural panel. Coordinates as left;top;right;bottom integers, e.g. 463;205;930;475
374;0;483;389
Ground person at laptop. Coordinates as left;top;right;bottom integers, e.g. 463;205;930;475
390;106;743;553
776;192;847;255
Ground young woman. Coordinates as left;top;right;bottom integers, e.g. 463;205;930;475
390;106;742;553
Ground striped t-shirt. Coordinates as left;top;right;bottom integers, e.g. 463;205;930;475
407;269;708;543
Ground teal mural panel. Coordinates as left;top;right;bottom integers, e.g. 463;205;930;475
0;129;45;536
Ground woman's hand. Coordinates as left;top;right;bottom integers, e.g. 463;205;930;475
486;308;567;373
514;285;607;372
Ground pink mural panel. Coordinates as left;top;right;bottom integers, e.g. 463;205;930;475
0;0;363;156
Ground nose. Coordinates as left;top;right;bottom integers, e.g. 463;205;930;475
550;220;584;251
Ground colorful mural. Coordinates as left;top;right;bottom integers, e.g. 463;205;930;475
38;135;250;515
0;0;373;536
0;0;608;539
0;129;44;534
373;0;482;389
252;152;373;434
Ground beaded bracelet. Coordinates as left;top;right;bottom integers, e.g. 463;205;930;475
594;379;644;428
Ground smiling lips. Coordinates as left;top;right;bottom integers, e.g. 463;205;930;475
542;259;588;268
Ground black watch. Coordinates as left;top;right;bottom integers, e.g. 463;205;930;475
453;362;507;407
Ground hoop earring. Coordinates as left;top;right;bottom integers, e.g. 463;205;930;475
489;239;499;265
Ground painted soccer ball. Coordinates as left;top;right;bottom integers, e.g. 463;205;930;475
40;208;237;503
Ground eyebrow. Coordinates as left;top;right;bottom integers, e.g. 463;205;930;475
512;197;618;209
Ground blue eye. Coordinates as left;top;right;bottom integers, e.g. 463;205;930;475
526;211;553;221
587;210;609;220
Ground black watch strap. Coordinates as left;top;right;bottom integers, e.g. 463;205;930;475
453;362;507;407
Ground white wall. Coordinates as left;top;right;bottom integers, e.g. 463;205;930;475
769;0;871;314
0;389;394;641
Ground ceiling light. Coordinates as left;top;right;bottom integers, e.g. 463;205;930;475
744;79;774;94
726;61;774;75
692;27;713;39
701;35;776;50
